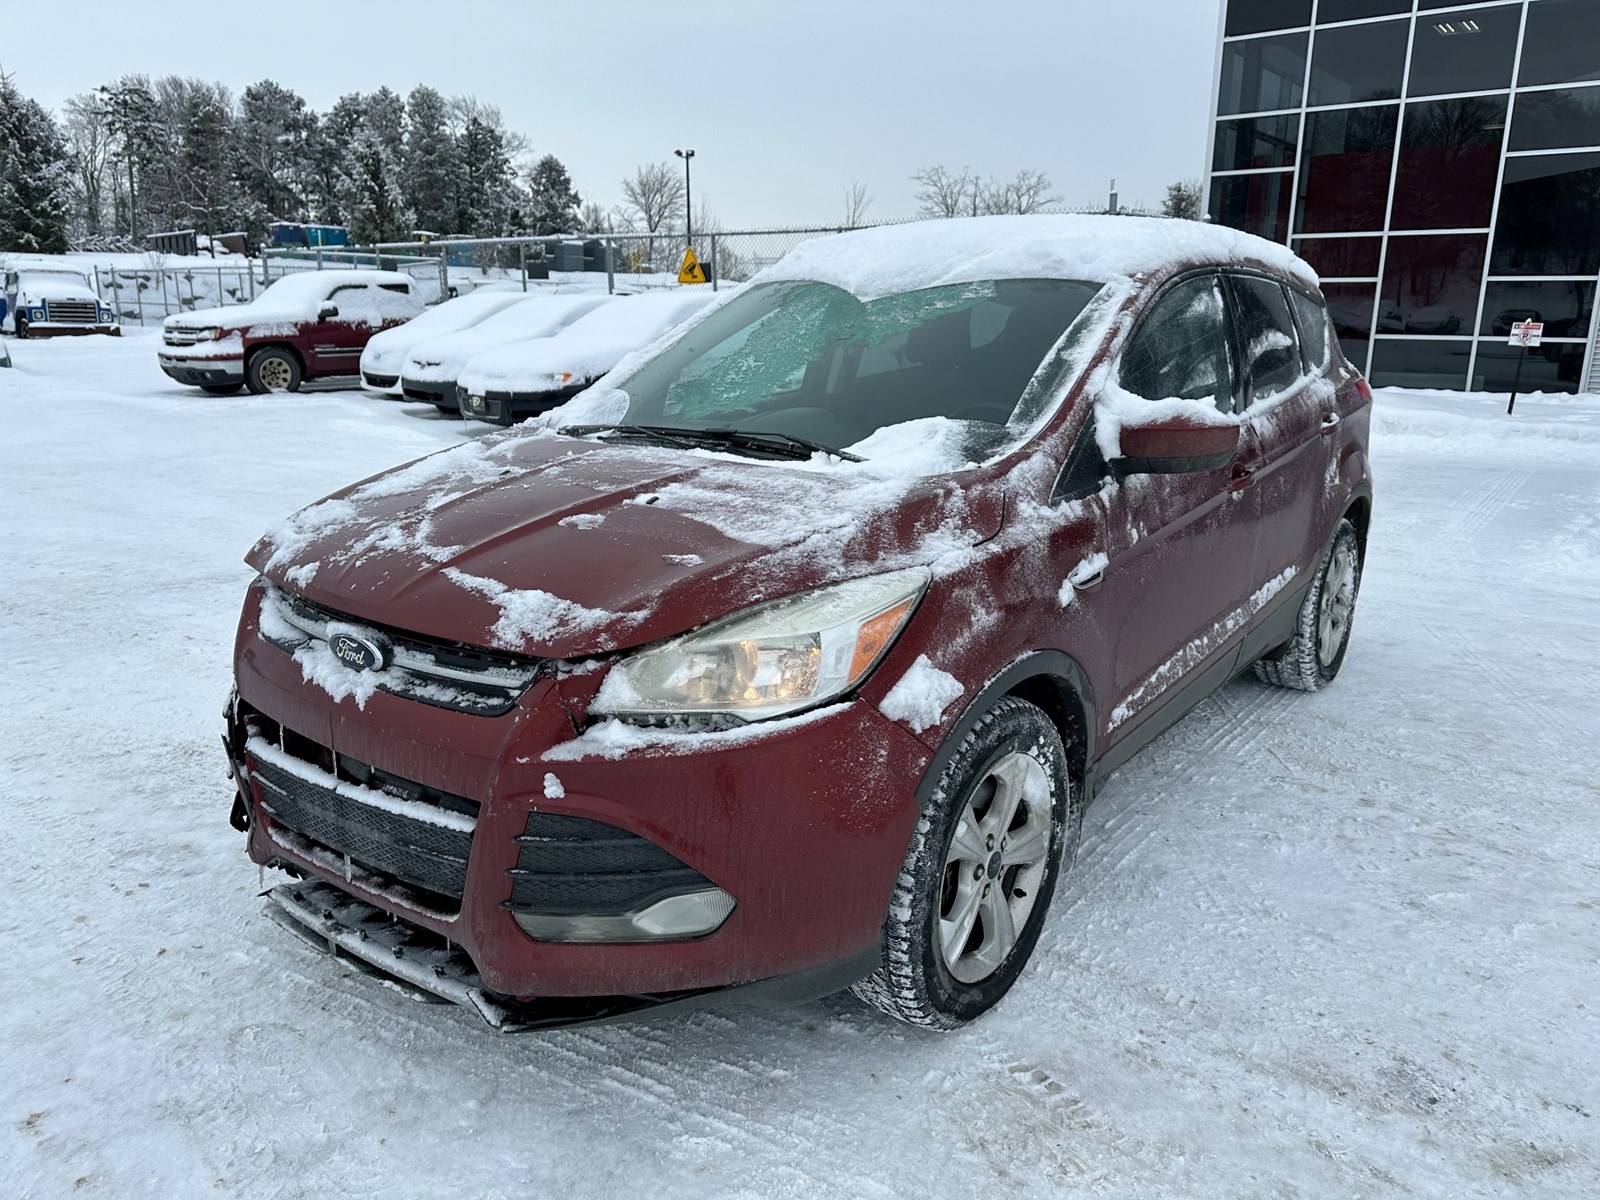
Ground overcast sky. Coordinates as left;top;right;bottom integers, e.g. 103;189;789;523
5;0;1223;228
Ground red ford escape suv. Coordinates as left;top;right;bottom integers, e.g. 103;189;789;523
223;216;1372;1031
160;269;423;394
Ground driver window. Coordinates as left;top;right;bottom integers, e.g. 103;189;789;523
1119;275;1236;414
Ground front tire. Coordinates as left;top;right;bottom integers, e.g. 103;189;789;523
246;347;302;394
1254;517;1363;691
15;315;28;340
852;696;1081;1029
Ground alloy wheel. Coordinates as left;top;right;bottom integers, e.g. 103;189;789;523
259;357;294;392
938;751;1052;984
1318;542;1357;667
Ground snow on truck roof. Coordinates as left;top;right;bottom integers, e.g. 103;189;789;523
760;214;1318;300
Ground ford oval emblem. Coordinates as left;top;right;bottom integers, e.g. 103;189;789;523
328;631;391;672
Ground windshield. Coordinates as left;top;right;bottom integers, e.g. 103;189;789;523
20;270;91;286
605;278;1102;454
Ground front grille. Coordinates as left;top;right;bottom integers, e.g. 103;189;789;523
165;328;204;346
248;733;478;908
45;299;98;324
260;581;546;716
506;812;713;915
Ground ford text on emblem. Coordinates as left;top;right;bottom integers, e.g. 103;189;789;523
328;631;391;672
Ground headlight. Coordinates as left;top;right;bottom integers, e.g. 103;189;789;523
98;307;114;322
593;568;930;723
197;327;225;341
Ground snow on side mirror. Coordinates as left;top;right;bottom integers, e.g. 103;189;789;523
1111;416;1240;481
318;303;340;320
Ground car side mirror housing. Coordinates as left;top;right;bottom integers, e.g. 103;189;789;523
1111;415;1240;480
318;303;339;319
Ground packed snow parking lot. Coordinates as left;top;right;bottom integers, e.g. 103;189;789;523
2;332;1597;1196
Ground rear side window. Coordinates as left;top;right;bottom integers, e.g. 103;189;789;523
1119;274;1236;413
1289;287;1332;371
379;283;411;294
1229;275;1303;402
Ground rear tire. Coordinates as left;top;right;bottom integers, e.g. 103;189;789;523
852;696;1081;1029
246;347;302;394
1254;517;1362;692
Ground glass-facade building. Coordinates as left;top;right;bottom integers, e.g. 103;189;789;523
1206;0;1600;392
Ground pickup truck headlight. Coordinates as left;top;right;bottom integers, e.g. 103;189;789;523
592;568;930;723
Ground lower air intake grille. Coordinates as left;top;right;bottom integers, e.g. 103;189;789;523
506;813;712;915
249;737;477;905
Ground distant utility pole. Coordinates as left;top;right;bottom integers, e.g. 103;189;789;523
675;148;695;247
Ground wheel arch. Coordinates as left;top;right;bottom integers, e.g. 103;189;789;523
914;650;1096;813
1343;487;1373;558
247;341;306;373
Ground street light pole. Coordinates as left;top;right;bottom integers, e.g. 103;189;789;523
674;148;695;249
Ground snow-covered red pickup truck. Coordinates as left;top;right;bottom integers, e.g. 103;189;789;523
159;270;424;394
2;267;120;337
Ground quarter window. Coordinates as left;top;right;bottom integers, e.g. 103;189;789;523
1119;275;1236;413
1289;289;1333;371
1229;275;1303;401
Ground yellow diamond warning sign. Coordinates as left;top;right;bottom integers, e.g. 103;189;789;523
678;247;707;285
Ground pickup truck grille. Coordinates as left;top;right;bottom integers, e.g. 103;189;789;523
164;328;205;346
259;581;548;716
44;299;98;324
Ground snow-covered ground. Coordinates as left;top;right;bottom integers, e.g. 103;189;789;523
2;331;1597;1198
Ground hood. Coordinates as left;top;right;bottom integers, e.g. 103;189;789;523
247;425;1004;659
21;277;98;303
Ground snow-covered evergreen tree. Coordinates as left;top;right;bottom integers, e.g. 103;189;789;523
453;115;514;236
95;75;161;239
235;80;318;232
339;127;411;244
0;73;74;253
402;86;457;235
525;154;580;236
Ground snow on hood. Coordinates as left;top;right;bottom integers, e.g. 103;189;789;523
456;290;719;395
760;214;1319;299
400;294;610;383
17;273;98;302
360;288;528;373
165;269;412;331
248;419;1001;660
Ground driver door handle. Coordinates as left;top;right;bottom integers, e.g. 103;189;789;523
1227;464;1255;494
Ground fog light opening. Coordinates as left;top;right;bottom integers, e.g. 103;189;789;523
510;887;736;943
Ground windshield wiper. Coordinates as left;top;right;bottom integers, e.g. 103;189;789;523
559;423;864;463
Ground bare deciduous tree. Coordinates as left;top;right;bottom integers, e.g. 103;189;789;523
982;169;1059;215
62;93;114;237
620;161;686;235
842;179;873;227
912;165;974;218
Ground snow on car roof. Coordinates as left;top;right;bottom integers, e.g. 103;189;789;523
256;269;413;303
458;290;719;393
759;214;1319;299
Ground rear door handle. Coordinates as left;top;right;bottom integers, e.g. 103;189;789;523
1320;413;1342;437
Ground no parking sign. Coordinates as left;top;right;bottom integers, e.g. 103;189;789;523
1509;320;1544;347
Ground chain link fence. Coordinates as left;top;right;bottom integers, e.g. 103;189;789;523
99;216;1171;326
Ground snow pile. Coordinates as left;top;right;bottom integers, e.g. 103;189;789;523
542;772;565;799
360;287;527;378
444;567;641;651
761;214;1318;300
457;290;718;395
879;655;964;732
401;294;609;382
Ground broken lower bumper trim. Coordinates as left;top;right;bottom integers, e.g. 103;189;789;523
264;879;878;1031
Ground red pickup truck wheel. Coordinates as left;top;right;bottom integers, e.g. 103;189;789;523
246;348;302;394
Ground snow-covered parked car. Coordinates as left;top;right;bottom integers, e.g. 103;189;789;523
225;215;1373;1032
360;286;529;393
398;293;609;411
457;289;723;425
159;270;424;395
2;267;119;338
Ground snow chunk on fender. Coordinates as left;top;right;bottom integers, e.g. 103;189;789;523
880;655;964;733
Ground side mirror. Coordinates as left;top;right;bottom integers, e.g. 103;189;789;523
317;303;339;320
1112;415;1240;480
